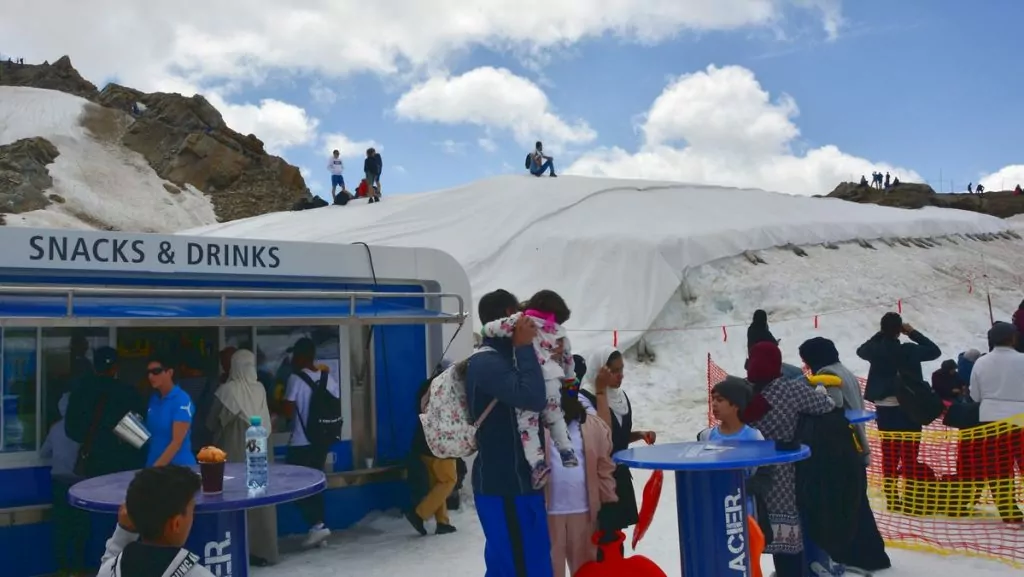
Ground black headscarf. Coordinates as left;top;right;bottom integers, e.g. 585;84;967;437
798;337;840;374
747;309;777;352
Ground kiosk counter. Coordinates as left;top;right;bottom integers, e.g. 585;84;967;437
0;226;472;577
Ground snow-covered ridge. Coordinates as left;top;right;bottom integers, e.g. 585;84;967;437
0;86;216;231
186;175;1013;353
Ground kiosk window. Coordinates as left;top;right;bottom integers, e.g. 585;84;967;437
256;326;341;435
223;327;253;352
42;328;110;431
2;328;39;453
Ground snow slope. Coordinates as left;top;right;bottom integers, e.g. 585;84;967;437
186;174;1013;354
0;86;216;231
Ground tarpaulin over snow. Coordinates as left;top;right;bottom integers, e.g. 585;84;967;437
182;175;1012;356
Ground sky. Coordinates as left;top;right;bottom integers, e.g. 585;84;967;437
2;0;1023;200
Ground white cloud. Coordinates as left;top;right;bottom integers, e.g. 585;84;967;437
309;83;338;105
979;165;1024;192
394;67;595;149
434;140;467;155
206;94;319;154
323;133;380;159
0;1;842;93
568;64;920;196
478;137;498;152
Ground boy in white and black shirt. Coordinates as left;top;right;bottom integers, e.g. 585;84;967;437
99;466;215;577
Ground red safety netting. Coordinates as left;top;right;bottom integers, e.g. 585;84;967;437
706;354;1024;568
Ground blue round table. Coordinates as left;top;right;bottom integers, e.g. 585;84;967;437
69;464;325;577
615;441;810;577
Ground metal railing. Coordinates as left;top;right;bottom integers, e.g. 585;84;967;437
0;285;467;326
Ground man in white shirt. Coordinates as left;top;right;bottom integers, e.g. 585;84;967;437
327;150;348;202
968;321;1024;523
283;337;342;546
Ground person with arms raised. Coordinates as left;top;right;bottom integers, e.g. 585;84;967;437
466;289;552;577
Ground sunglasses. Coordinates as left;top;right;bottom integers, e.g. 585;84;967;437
147;367;166;376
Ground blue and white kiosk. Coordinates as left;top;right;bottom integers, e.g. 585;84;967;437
0;226;472;577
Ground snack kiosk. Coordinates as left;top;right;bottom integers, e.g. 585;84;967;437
0;226;471;577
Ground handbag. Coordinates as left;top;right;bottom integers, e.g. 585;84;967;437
74;394;109;478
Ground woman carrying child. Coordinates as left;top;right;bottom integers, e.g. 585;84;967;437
479;289;579;488
544;354;618;577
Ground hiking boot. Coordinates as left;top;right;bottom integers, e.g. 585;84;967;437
436;523;457;535
558;449;579;468
405;511;427;536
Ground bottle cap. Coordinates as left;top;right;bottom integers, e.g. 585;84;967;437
250;415;262;426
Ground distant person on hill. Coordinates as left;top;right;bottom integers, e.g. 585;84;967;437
327;149;348;202
363;147;381;204
1014;184;1022;195
967;182;974;194
884;172;891;188
892;176;900;186
856;313;941;512
528;141;558;177
859;175;868;187
976;183;985;195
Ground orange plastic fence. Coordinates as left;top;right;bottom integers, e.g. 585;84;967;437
706;354;1024;568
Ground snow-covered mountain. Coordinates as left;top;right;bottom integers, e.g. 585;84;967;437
0;86;217;231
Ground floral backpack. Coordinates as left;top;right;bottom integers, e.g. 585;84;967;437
419;346;499;459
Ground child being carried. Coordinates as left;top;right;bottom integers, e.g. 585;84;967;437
480;290;578;488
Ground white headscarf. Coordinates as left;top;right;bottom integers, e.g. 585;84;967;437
214;349;271;428
581;346;629;424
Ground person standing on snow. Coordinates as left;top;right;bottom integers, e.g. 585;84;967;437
327;150;348;202
363;148;382;204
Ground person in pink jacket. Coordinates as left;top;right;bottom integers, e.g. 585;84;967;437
544;354;618;577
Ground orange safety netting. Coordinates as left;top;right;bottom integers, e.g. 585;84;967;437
706;354;1024;568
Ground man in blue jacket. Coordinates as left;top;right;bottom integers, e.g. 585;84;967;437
466;289;552;577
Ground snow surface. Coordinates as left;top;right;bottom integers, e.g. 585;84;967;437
0;86;217;232
186;174;1013;354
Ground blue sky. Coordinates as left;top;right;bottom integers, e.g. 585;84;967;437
5;0;1024;198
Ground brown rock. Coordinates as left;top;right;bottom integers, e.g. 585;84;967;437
4;56;315;226
826;181;1024;219
0;137;60;213
0;55;99;100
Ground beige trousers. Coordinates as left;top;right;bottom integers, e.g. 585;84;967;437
547;512;596;577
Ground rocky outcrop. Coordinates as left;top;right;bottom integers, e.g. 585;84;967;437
93;83;310;221
0;56;99;100
0;137;60;214
826;182;1024;219
3;56;313;224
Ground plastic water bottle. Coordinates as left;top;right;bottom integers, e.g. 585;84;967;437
245;415;269;495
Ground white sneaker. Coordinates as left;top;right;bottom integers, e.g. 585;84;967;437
302;525;331;548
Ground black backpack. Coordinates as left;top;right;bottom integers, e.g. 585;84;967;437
895;371;944;426
294;369;343;447
524;153;532;170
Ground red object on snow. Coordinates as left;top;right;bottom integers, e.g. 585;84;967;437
574;532;667;577
631;437;662;550
356;179;369;198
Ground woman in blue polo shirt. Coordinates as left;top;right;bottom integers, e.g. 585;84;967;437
144;354;197;467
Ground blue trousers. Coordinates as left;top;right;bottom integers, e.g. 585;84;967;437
475;493;553;577
531;159;555;176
